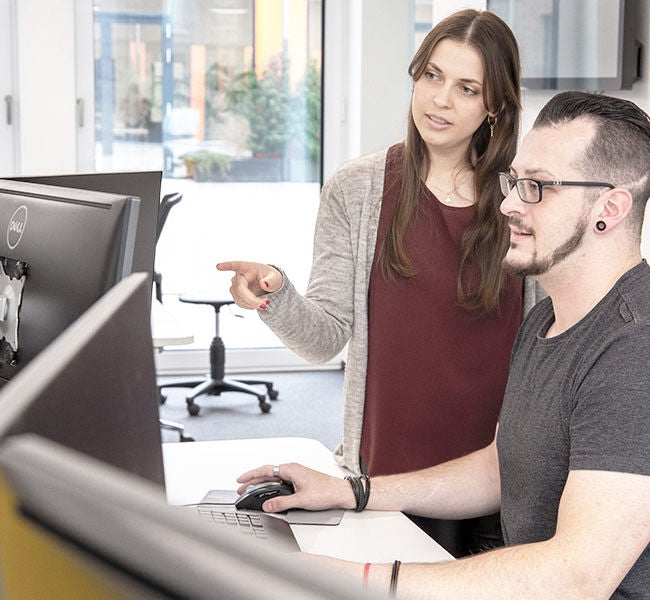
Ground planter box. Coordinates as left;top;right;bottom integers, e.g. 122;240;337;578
230;157;284;182
191;156;319;183
192;157;283;182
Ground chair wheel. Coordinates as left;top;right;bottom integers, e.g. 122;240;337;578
260;401;272;413
187;402;201;416
180;435;195;442
268;389;279;400
159;390;167;405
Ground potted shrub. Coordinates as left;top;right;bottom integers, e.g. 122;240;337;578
180;150;232;181
225;54;291;180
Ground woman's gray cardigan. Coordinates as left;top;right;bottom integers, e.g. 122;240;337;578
260;147;545;474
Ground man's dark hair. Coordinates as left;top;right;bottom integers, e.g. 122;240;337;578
534;91;650;235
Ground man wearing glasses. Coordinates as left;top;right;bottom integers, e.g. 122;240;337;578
237;91;650;598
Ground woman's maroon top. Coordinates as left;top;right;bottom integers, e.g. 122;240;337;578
361;144;523;476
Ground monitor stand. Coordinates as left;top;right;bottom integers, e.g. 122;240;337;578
0;258;27;366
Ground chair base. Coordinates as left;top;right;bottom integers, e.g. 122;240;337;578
159;376;278;415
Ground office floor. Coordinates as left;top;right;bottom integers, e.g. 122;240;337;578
158;369;344;450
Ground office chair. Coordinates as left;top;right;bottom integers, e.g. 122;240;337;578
153;191;194;441
159;418;194;442
159;296;279;416
153;192;183;303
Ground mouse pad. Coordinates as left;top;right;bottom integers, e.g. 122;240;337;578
200;489;239;504
198;489;344;526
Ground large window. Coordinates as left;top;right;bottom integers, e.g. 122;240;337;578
413;0;434;49
91;1;323;358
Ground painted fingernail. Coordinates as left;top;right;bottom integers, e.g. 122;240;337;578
258;303;267;310
264;299;271;306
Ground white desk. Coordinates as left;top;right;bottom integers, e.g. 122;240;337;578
163;437;453;564
151;299;194;347
150;299;194;441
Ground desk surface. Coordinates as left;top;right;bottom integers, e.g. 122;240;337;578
163;437;453;564
151;299;194;347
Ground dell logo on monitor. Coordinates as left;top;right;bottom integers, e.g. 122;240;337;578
7;206;28;250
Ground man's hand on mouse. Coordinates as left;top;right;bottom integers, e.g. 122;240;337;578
236;463;356;513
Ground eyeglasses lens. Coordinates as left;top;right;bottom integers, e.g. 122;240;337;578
499;174;512;198
518;179;540;203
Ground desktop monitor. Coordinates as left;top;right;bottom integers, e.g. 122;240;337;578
0;435;372;600
10;170;162;282
0;178;140;383
0;273;370;599
0;272;164;486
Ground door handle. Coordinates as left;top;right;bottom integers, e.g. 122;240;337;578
4;95;12;126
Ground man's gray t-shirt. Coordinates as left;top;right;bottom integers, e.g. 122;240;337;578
497;261;650;598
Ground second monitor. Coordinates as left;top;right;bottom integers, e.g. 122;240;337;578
0;179;140;383
10;170;162;280
0;272;164;486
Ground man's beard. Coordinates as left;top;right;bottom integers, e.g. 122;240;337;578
502;214;589;278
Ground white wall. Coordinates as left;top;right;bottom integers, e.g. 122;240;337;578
357;0;411;156
323;0;411;180
355;0;650;144
341;0;650;255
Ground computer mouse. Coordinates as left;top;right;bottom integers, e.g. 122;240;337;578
234;480;295;511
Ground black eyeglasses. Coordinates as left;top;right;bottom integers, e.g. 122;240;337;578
498;172;615;204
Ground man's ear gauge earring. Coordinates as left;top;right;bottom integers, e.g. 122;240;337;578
596;220;607;231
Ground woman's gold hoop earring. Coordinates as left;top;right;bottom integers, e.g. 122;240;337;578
487;115;497;138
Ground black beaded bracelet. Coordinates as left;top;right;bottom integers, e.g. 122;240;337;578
389;560;401;596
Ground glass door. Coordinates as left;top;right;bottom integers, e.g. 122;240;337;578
93;10;167;172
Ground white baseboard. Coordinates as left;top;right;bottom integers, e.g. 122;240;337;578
154;346;345;376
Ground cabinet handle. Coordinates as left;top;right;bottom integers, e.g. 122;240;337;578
76;98;84;128
4;95;12;126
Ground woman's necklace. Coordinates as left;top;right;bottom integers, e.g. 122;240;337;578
427;167;474;207
429;183;456;205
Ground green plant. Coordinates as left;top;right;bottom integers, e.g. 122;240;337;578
180;150;231;180
225;54;291;157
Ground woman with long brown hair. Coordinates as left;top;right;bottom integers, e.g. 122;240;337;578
218;9;542;557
